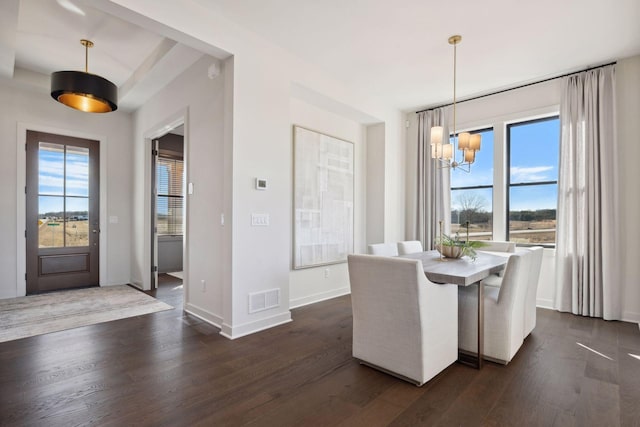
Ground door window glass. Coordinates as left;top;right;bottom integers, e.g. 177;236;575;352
38;196;64;247
38;142;90;248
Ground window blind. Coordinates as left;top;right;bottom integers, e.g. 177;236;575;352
156;157;184;235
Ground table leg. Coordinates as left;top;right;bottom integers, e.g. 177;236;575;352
457;280;484;369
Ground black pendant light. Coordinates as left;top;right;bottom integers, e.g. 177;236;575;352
51;39;118;113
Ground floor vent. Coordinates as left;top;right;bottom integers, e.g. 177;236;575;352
249;288;280;314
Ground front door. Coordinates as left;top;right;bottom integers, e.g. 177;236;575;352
26;131;100;293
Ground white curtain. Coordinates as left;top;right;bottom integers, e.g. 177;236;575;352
554;65;621;320
415;108;451;250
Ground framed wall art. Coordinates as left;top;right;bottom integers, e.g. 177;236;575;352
292;125;354;269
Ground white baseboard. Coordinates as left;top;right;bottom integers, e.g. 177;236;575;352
184;303;224;328
536;298;554;310
622;310;640;325
220;311;292;340
536;302;639;326
290;287;350;309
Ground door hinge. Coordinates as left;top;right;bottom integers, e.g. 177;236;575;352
24;230;27;238
25;273;27;280
152;149;158;156
153;266;158;272
25;186;27;194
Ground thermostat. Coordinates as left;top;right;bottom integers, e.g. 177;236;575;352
255;178;268;190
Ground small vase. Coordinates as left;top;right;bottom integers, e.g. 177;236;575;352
438;245;464;259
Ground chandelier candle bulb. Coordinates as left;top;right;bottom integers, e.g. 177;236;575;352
469;134;481;150
458;132;470;150
431;143;438;158
442;143;453;160
430;126;443;145
464;149;476;163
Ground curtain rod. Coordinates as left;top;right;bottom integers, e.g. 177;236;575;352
415;61;617;114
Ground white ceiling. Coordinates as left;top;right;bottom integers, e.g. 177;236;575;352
195;0;640;111
2;0;639;113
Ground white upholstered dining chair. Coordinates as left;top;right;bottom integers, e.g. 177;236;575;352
397;240;424;255
478;241;516;277
479;240;516;253
481;246;544;338
347;254;458;386
522;246;544;337
458;250;532;364
367;243;398;257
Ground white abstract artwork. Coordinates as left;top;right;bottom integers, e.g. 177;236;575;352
293;126;354;269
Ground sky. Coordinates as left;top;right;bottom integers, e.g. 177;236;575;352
451;117;560;212
38;144;89;215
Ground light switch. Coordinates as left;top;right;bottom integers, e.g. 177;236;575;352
251;213;270;226
255;178;268;190
188;182;194;194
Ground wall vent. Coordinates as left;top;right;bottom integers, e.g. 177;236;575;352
249;288;280;314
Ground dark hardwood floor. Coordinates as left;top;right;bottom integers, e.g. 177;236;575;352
1;274;639;426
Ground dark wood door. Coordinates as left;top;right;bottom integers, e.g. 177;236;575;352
26;131;100;293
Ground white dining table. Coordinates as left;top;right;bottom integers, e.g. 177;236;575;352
399;250;507;369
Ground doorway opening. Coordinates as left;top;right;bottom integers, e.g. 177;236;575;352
151;124;185;291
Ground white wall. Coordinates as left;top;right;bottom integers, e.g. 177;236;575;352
366;123;386;245
105;0;405;338
616;54;640;323
288;98;366;308
131;55;227;325
158;236;182;273
0;79;132;298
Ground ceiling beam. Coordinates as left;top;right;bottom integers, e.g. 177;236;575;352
118;38;204;111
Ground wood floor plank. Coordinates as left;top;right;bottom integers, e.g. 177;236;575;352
336;398;406;427
575;377;621;427
435;361;517;426
0;275;638;426
618;346;640;427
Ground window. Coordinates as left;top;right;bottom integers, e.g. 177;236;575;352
507;116;559;245
450;128;494;241
156;157;184;235
37;142;91;247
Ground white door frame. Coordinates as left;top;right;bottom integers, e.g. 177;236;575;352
142;108;189;293
16;122;108;297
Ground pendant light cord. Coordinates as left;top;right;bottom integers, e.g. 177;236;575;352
452;40;457;140
80;39;93;73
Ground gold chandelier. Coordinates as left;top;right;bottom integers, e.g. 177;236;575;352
430;35;480;172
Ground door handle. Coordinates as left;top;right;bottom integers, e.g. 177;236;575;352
92;229;99;233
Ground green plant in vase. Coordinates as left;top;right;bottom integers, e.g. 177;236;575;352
436;231;487;261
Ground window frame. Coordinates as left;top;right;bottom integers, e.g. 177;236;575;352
505;115;559;247
450;126;494;241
